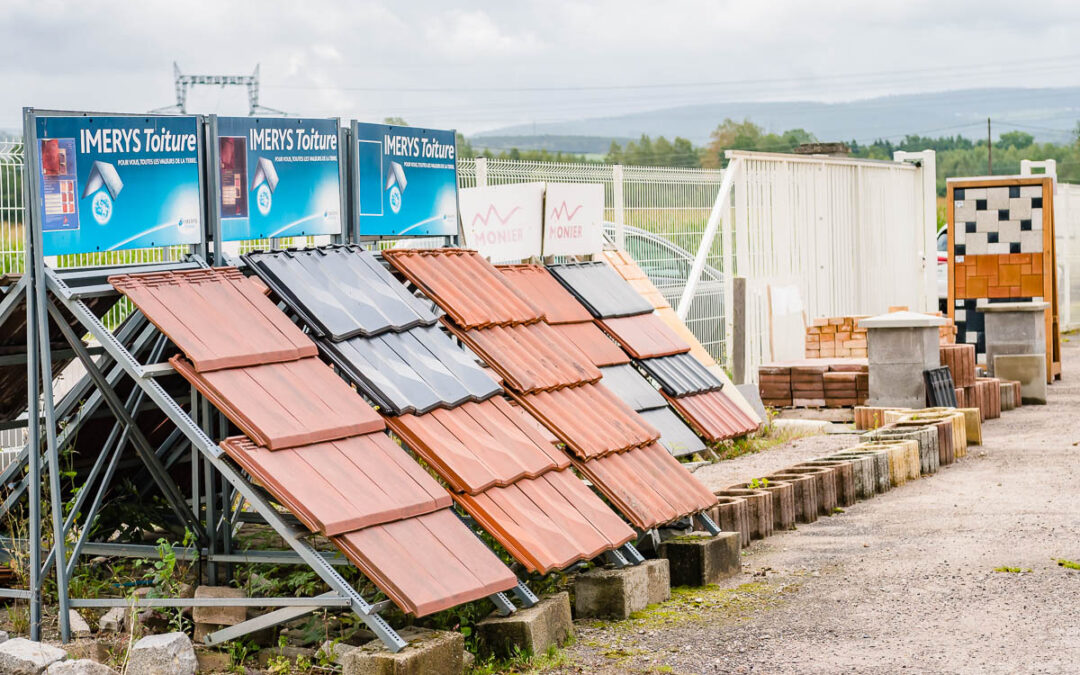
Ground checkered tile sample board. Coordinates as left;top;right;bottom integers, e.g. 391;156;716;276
951;182;1049;363
952;185;1044;256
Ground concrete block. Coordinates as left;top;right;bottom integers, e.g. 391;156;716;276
658;532;741;586
817;453;876;500
476;592;573;659
68;610;91;639
97;607;126;634
863;425;939;475
191;586;246;627
0;638;67;674
765;473;818;523
574;564;649;620
831;450;891;494
778;466;836;515
993;354;1047;404
125;633;197;675
319;640;358;666
982;303;1047;374
344;628;464;675
63;641;109;665
45;660;117;674
642;559;671;606
794;460;856;507
194;649;233;673
729;480;797;531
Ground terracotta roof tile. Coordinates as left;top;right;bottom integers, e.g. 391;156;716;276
456;468;634;574
496;264;594;324
549;322;631;367
220;434;451;536
510;383;659;459
331;509;518;617
664;389;761;442
574;443;716;530
172;356;384;450
598;313;692;360
445;321;602;392
110;268;316;371
386;397;569;495
383;249;543;327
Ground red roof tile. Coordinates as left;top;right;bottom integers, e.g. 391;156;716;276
550;322;631;367
331;509;518;616
172;356;384;450
110;268;316;372
575;443;717;530
220;434;451;536
445;321;602;392
496;264;594;324
382;249;543;327
510;383;659;459
598;313;692;360
456;468;634;574
385;397;569;495
664;390;760;442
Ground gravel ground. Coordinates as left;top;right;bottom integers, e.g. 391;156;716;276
542;340;1080;675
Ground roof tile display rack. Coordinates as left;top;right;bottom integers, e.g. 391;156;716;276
545;260;760;443
107;267;521;643
385;250;718;532
499;264;707;456
244;247;637;574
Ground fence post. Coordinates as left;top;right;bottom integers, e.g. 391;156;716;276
732;276;747;384
475;157;488;187
894;150;937;312
612;165;625;248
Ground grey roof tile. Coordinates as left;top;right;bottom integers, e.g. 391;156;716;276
599;364;666;411
545;262;654;319
639;407;707;457
638;353;725;397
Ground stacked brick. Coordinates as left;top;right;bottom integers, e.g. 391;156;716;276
759;359;869;409
805;312;957;359
939;344;976;388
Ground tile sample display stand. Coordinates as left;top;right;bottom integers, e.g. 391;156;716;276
860;312;945;408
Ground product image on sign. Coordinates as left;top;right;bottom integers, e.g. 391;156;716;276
216;117;342;241
354;122;458;237
34;114;202;255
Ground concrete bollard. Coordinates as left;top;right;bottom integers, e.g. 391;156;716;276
729;480;796;531
710;496;751;548
765;473;819;524
716;489;773;540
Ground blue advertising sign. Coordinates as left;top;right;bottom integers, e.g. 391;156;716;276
353;122;458;237
216;117;343;241
34;115;202;255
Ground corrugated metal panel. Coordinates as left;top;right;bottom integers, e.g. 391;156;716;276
574;443;716;530
510;383;659;459
456;468;635;574
665;390;761;442
220;434;451;536
383;249;543;328
321;325;502;415
638;353;725;397
171;356;384;450
331;509;518;617
110;268;317;372
550;322;630;367
386;397;569;494
599;364;666;411
446;321;602;392
638;408;707;457
546;262;655;319
244;246;438;340
496;264;594;324
598;313;692;360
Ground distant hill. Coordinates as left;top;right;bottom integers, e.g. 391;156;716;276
467;134;632;155
474;87;1080;145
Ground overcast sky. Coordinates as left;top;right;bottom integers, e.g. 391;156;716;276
3;0;1080;134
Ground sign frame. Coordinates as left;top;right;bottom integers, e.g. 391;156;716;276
25;108;208;260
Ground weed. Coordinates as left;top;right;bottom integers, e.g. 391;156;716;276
227;639;258;671
993;566;1031;573
748;477;770;489
1056;558;1080;570
833;507;845;514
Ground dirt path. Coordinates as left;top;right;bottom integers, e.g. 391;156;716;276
542;341;1080;675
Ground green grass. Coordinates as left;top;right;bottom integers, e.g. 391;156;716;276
993;566;1032;574
1055;559;1080;570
